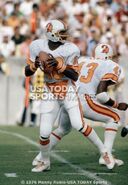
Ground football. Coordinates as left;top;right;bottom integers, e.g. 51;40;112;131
38;51;54;73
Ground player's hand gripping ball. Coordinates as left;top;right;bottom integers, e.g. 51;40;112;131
38;51;58;73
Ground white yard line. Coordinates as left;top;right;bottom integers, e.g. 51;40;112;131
28;150;70;153
0;129;113;185
4;173;18;177
94;173;117;175
63;172;117;176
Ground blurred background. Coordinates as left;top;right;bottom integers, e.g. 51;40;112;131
0;0;128;126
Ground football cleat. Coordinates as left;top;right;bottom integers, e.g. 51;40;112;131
102;152;115;170
31;162;50;172
32;154;42;166
32;158;41;166
121;127;128;137
99;156;124;167
115;159;124;166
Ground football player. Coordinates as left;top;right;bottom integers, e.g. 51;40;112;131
32;44;128;168
77;44;128;165
25;20;115;172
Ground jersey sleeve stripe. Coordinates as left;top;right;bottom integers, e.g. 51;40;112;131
27;58;34;65
101;73;118;82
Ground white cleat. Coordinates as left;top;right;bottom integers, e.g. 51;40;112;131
102;152;115;170
32;153;42;166
32;158;41;166
115;159;124;166
99;156;124;167
31;162;50;172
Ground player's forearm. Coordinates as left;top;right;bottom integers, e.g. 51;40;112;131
105;98;128;110
25;65;35;76
63;68;78;81
96;92;118;108
97;80;117;107
96;91;128;110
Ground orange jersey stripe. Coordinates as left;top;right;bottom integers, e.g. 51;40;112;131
85;95;120;123
26;58;34;66
102;73;118;82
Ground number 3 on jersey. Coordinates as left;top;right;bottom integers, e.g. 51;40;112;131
80;63;98;83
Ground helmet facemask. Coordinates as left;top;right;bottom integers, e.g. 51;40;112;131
55;30;69;42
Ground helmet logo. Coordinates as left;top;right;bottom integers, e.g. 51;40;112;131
46;23;53;32
101;45;109;54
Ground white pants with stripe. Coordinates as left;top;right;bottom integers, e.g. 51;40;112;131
81;95;120;124
39;84;84;138
53;94;120;137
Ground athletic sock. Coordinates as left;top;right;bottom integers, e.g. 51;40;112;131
39;137;50;164
104;122;118;153
50;132;61;150
82;125;106;154
34;130;63;162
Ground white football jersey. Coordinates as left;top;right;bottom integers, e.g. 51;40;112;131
77;57;121;96
29;38;80;83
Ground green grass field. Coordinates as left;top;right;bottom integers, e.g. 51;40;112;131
0;126;128;185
